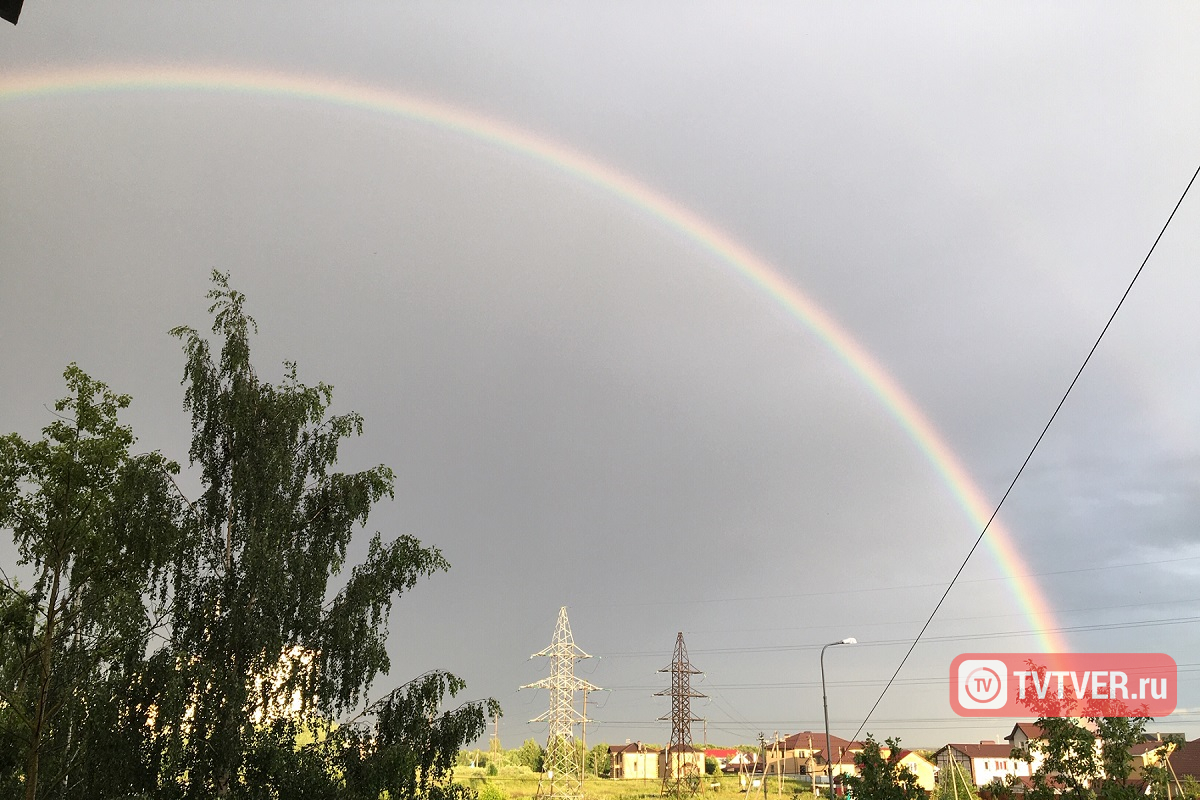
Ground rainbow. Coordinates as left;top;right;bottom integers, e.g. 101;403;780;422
0;65;1065;652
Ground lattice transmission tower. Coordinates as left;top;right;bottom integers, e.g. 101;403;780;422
521;607;600;800
657;631;706;797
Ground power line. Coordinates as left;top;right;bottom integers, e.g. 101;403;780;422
593;556;1200;610
584;710;1200;733
679;593;1200;637
601;613;1200;658
848;159;1200;745
605;662;1200;692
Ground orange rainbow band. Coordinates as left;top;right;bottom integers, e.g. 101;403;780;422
0;65;1065;653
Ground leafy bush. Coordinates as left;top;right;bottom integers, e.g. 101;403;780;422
479;782;508;800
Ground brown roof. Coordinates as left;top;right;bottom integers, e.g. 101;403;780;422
779;731;864;758
941;743;1015;759
1006;723;1045;743
1131;741;1173;756
610;743;661;754
1167;739;1200;779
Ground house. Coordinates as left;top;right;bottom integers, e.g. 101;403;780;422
1005;723;1044;749
609;742;661;780
1005;722;1046;774
1164;738;1200;784
878;749;938;792
1006;720;1186;781
1131;740;1177;772
764;731;864;778
705;748;739;771
661;744;706;780
933;742;1031;787
723;750;762;774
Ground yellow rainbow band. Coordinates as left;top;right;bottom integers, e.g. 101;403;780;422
0;65;1064;652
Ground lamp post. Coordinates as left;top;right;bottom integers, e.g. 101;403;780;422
821;638;857;798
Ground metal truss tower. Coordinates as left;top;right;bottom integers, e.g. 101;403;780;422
656;631;706;797
521;607;600;800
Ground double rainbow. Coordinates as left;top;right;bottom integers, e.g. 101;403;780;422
0;65;1065;652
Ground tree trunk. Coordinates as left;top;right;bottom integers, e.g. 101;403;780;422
25;561;62;800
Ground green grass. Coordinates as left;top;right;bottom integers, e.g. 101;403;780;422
453;768;819;800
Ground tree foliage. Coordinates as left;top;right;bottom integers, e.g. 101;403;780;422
1022;716;1152;800
514;739;546;773
1143;737;1188;800
0;273;498;798
842;736;925;800
0;365;181;800
153;272;489;796
587;744;612;778
933;756;977;800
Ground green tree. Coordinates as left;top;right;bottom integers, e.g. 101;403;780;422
587;743;612;778
933;755;977;800
842;736;924;800
514;739;546;772
157;272;493;796
1023;716;1151;800
1143;737;1186;800
0;365;181;800
336;672;498;800
978;778;1015;800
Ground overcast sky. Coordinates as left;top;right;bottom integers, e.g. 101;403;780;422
3;3;1200;749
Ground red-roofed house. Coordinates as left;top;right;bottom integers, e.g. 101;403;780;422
705;749;738;771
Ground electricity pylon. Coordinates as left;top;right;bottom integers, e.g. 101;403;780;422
657;631;706;797
521;607;600;800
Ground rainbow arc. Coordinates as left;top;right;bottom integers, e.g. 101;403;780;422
0;66;1065;652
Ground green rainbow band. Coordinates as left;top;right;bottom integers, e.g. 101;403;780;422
0;65;1063;652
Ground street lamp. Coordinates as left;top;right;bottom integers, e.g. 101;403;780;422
821;638;857;798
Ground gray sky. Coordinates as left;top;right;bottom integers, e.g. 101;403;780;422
3;2;1200;749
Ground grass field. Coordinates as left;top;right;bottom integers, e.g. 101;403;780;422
453;767;821;800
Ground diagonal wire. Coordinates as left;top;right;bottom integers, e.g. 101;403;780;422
845;160;1200;748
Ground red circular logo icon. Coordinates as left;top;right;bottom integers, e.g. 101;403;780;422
964;666;1003;704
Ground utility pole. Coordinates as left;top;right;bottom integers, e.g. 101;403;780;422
490;716;501;763
774;732;781;798
758;733;767;800
521;607;600;800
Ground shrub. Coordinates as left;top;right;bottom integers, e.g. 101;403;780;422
479;783;508;800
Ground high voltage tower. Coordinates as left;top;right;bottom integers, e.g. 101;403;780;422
657;631;706;798
521;607;600;800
